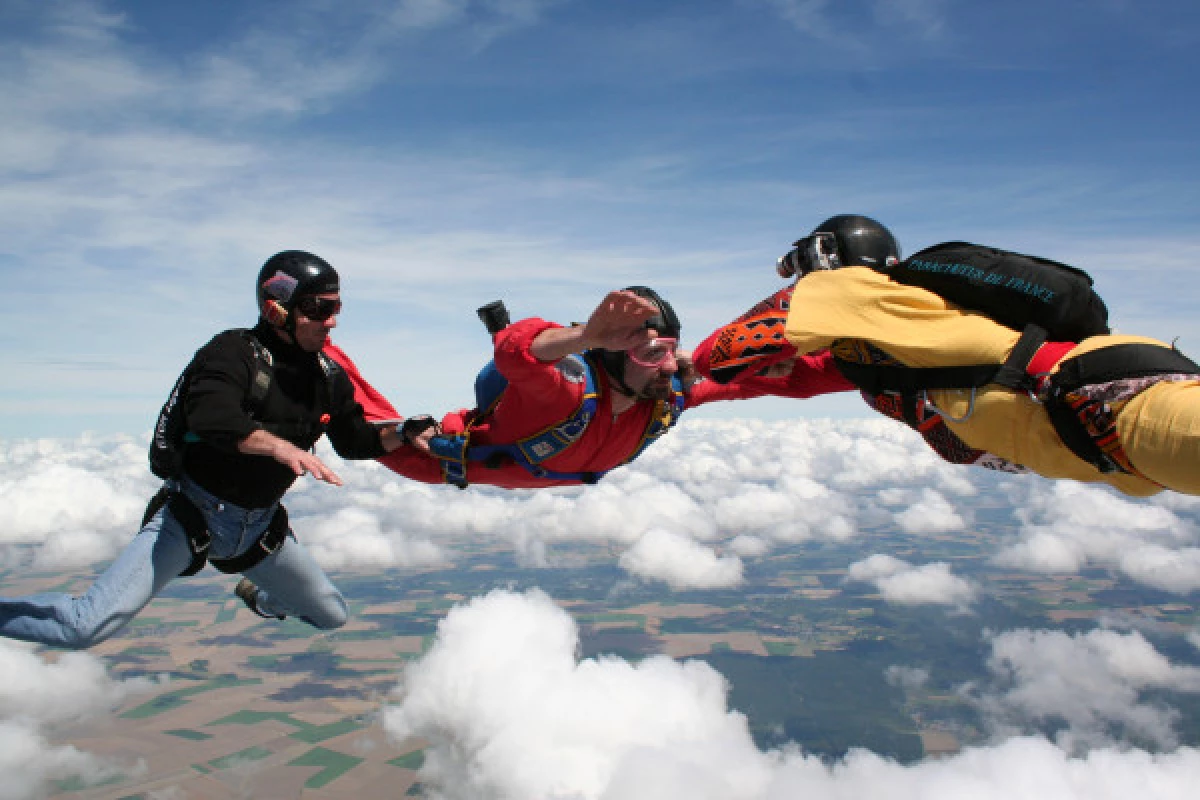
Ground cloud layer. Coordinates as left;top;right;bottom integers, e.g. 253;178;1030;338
383;588;1200;800
3;419;1199;597
994;482;1200;593
0;640;159;798
975;628;1200;751
846;554;977;608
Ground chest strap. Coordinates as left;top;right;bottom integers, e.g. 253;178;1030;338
427;356;602;487
426;361;685;488
834;324;1048;427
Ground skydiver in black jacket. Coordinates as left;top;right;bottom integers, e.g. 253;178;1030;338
0;251;404;648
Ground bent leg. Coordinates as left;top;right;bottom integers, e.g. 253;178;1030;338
0;507;194;649
242;535;347;630
1118;380;1200;495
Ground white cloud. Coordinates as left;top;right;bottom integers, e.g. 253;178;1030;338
382;589;1200;800
885;664;930;691
0;435;155;569
619;529;744;590
894;488;966;534
384;588;771;800
994;482;1200;593
0;639;157;798
301;506;447;570
846;554;977;608
728;534;770;558
975;628;1200;750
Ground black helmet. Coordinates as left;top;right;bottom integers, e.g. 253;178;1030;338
777;215;901;278
626;285;680;340
597;285;681;396
256;250;340;326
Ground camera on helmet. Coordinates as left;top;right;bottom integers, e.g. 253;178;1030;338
477;300;511;335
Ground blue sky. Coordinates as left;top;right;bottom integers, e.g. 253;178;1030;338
2;0;1199;438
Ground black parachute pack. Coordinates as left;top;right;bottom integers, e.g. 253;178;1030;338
834;242;1200;477
835;241;1112;407
882;241;1110;342
148;329;338;480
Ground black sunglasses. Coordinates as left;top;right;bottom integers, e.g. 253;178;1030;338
294;295;342;321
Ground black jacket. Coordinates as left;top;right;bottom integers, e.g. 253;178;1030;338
182;321;384;508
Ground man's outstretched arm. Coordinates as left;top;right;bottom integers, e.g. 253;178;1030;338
529;290;659;363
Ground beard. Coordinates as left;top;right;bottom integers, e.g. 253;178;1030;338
635;378;674;402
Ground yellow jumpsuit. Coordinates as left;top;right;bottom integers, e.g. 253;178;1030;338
784;267;1200;497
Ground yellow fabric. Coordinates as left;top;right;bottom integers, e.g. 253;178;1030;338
784;267;1200;497
1117;380;1200;494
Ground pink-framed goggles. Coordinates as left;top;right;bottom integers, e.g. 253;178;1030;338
626;337;678;368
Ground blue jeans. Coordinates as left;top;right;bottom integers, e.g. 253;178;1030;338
0;476;347;649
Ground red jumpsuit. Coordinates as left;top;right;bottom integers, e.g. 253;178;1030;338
326;319;796;489
690;285;855;397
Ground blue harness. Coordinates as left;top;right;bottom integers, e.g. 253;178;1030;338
426;352;685;488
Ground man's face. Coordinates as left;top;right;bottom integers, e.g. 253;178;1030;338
623;328;678;401
291;292;341;352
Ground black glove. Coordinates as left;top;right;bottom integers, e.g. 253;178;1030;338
399;415;439;445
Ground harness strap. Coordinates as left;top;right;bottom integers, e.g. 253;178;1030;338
141;487;209;576
209;504;290;574
427;357;685;487
140;487;290;576
835;324;1051;428
833;324;1049;397
992;324;1048;390
1043;343;1200;475
428;354;600;487
621;381;686;465
184;332;333;454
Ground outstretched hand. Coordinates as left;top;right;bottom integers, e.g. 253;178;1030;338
238;429;344;486
675;348;699;388
273;441;343;486
399;415;439;455
582;290;659;351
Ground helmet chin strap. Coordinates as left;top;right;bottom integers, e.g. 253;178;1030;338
609;373;639;399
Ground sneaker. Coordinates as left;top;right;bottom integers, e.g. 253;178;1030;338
235;578;265;617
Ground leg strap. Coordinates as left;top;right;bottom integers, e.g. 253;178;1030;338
141;487;210;576
1044;343;1200;475
209;504;290;575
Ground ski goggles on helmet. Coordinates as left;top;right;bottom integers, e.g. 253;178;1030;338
294;295;342;321
626;337;678;368
776;232;841;278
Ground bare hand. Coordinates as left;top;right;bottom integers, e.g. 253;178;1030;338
238;429;343;486
377;423;405;454
582;290;659;351
278;442;343;485
758;358;796;379
675;348;699;388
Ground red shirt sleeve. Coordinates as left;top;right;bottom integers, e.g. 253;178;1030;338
691;285;855;400
693;285;798;384
490;318;586;416
685;350;853;407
